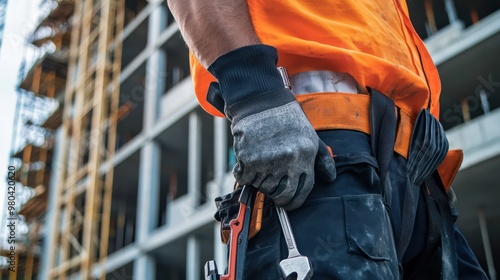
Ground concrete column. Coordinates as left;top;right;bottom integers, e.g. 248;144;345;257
214;222;228;272
187;235;201;280
214;117;228;194
147;0;167;43
444;0;458;23
136;141;161;240
143;1;167;130
134;254;156;280
137;0;166;237
38;128;63;280
188;112;202;207
213;112;229;273
133;4;167;279
480;89;490;114
143;49;167;129
478;209;497;280
134;141;161;280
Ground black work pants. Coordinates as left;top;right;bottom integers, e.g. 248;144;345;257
243;130;487;279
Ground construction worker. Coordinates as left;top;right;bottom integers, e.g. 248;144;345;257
166;0;488;279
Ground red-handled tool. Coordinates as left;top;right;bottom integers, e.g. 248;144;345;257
205;185;256;280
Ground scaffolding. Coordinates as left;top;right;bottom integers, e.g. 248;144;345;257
0;0;7;51
1;88;55;280
47;0;125;279
3;1;70;279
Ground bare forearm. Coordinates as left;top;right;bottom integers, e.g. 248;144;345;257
167;0;260;67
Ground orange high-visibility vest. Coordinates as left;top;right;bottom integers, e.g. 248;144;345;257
189;0;461;190
189;0;441;120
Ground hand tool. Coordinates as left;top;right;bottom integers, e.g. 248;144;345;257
205;185;257;280
276;207;313;280
204;260;220;280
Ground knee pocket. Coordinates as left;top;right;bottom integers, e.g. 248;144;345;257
294;194;399;279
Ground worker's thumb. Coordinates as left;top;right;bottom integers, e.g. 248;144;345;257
314;139;336;183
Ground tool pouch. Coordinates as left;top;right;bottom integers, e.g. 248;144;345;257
214;185;265;244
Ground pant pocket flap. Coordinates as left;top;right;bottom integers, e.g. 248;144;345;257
343;194;393;261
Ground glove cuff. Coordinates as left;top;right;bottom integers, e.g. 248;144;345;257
226;88;296;123
208;44;293;119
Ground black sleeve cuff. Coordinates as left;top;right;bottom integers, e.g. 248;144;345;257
207;44;288;107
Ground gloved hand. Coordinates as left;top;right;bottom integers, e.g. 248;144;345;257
208;44;336;211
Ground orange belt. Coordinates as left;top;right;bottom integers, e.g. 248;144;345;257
296;92;414;159
296;92;462;192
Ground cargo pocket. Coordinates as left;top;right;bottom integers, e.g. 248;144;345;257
344;194;395;261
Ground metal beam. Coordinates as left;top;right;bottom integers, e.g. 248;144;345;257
188;112;202;207
187;235;200;280
478;209;497;280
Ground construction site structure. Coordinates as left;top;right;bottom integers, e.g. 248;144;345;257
0;0;8;51
43;0;126;279
1;0;72;279
3;0;500;279
36;1;233;278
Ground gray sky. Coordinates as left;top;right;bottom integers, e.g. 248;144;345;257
0;0;42;229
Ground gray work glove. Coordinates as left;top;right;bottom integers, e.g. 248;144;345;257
208;44;336;211
232;101;335;210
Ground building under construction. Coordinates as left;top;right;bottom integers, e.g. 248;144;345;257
3;0;500;279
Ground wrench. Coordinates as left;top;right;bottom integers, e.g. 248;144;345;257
276;207;313;280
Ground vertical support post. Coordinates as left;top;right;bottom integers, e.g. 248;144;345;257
81;0;115;277
133;3;166;279
47;0;85;277
24;222;39;280
477;208;497;280
213;111;229;274
133;141;160;280
214;117;227;194
444;0;458;23
99;0;125;278
424;0;438;35
214;222;227;272
461;99;471;122
187;235;200;280
143;47;167;129
36;147;48;185
147;0;167;49
188;112;202;207
136;142;161;240
115;202;126;250
32;64;42;93
479;89;490;114
143;0;167;130
134;255;156;280
9;255;17;280
40;128;64;280
47;71;56;99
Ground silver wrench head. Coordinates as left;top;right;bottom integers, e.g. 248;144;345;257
279;255;313;280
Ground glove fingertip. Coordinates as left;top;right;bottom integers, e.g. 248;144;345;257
282;173;313;211
315;142;337;183
282;195;306;211
322;157;337;182
232;161;243;178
